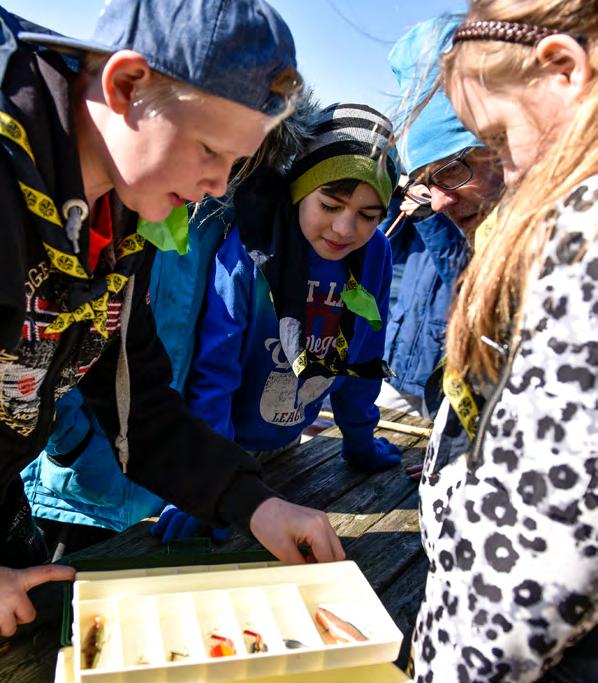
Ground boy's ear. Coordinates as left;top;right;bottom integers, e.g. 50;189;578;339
101;50;152;115
535;35;591;102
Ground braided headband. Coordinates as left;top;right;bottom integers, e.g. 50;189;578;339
453;20;557;47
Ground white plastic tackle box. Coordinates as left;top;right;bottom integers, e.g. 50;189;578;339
57;560;405;682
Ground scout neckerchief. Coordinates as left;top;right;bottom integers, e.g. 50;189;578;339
442;207;500;440
234;166;392;380
0;84;145;339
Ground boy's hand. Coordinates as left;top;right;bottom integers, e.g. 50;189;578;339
342;436;402;472
249;498;345;564
151;504;229;543
0;564;76;637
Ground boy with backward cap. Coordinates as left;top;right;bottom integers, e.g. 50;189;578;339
0;0;343;637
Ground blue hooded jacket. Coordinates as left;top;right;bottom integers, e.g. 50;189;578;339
381;204;466;408
187;225;392;452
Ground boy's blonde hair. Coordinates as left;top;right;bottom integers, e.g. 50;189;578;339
443;0;598;382
84;52;204;116
83;52;296;128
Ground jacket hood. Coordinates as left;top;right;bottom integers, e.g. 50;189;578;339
389;13;483;175
263;86;320;174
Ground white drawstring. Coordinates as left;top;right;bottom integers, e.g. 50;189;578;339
115;275;135;474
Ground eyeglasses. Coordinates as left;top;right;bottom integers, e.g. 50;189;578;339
424;146;475;190
405;146;476;205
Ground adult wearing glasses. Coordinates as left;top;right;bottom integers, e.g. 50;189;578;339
378;14;504;421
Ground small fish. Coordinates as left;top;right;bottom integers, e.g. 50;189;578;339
209;633;236;657
82;615;105;669
284;638;307;649
243;629;268;654
314;607;368;644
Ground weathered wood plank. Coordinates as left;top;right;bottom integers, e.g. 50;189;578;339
0;633;60;683
342;490;423;595
379;551;428;635
259;408;425;491
379;551;429;671
324;460;420;539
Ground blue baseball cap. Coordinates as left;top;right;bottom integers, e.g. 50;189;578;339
18;0;301;116
389;13;483;176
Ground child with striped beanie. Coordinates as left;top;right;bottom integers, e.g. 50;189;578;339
185;101;403;472
289;102;398;209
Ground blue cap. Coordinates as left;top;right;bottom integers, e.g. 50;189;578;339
388;14;483;176
18;0;300;116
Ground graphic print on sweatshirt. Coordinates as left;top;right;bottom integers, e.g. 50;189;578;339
259;257;347;427
0;265;123;436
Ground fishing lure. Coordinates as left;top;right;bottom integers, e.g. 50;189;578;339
284;638;307;649
169;650;189;662
243;629;268;654
209;633;236;657
81;615;106;669
314;607;368;644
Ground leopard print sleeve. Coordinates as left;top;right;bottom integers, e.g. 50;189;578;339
414;177;598;682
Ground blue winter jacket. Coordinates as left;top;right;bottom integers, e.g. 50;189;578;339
21;206;230;531
187;225;393;452
381;200;467;409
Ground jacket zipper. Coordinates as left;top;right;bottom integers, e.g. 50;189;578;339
469;343;518;470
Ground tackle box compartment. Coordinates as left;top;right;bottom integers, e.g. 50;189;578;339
65;560;403;682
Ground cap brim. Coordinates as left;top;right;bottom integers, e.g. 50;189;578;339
18;31;113;59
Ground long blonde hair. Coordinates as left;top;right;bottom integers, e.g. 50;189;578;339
443;0;598;382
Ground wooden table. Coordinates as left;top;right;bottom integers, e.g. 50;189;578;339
1;409;430;682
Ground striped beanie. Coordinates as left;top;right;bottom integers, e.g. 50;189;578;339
288;103;398;208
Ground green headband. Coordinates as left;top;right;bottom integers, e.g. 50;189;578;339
289;155;393;207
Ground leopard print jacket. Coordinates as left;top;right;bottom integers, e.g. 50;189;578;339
414;177;598;682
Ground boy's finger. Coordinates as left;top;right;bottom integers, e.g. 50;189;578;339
0;612;17;638
14;594;36;625
272;541;306;565
18;564;76;592
307;522;345;563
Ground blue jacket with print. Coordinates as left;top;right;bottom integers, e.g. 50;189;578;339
187;225;392;452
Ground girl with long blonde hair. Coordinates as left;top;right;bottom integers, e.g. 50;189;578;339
412;1;597;680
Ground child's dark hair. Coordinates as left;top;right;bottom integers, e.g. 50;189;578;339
319;179;387;217
319;178;361;198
